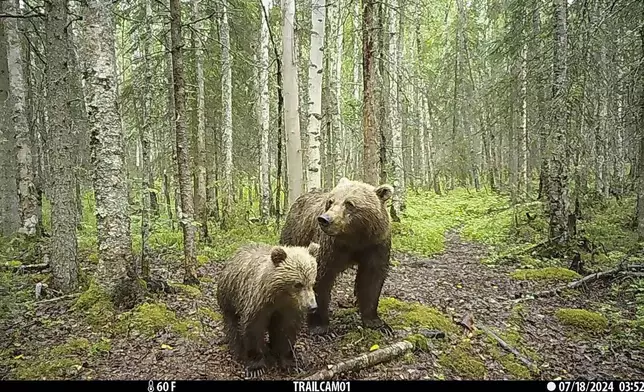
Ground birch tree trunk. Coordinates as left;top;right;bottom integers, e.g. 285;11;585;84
0;19;21;237
259;0;272;221
220;2;234;229
45;0;79;293
192;0;209;241
82;0;142;303
4;0;38;236
170;0;199;285
388;0;403;220
362;0;379;186
331;0;344;184
282;0;304;208
548;0;570;243
306;0;325;191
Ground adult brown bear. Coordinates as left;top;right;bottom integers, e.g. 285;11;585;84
279;177;394;336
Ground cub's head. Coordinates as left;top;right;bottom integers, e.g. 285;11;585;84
316;177;393;238
269;242;319;313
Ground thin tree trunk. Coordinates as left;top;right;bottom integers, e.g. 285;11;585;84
388;0;403;220
170;0;199;285
362;0;379;186
163;31;176;229
259;0;272;221
220;2;234;229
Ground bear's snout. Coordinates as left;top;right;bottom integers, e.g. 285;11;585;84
317;214;331;227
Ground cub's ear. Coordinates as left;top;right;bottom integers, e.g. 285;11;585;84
270;246;288;266
307;242;320;258
375;184;393;202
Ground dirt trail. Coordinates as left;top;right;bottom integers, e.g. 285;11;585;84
2;231;643;380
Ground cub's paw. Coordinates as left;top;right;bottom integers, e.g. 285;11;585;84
363;318;394;336
309;325;338;342
244;359;267;379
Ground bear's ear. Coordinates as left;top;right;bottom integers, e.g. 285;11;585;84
307;242;320;258
337;177;351;187
375;184;393;202
270;246;288;266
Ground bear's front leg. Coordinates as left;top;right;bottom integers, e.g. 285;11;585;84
242;320;269;378
308;269;337;337
268;310;300;371
355;251;394;336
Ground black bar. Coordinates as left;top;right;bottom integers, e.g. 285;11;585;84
1;380;641;392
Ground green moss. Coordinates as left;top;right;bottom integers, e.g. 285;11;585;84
438;341;487;379
87;253;99;265
378;297;459;334
341;328;383;349
404;333;430;351
402;351;416;364
196;255;209;266
118;302;202;340
169;282;202;298
555;308;608;332
71;283;115;327
509;304;526;326
510;267;581;282
488;346;531;379
198;307;222;322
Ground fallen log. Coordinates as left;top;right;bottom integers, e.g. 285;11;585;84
1;262;49;272
478;325;538;373
303;329;445;380
514;266;621;302
25;293;80;306
302;340;413;380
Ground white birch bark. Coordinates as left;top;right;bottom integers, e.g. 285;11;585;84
388;0;403;217
259;0;272;220
327;0;343;184
4;0;37;236
306;0;325;191
282;0;304;207
221;2;234;226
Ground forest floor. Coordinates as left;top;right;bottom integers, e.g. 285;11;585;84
1;189;643;380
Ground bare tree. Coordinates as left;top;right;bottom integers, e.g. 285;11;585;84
306;0;325;191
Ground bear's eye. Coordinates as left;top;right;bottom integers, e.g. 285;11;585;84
325;199;334;210
294;283;304;290
344;200;355;209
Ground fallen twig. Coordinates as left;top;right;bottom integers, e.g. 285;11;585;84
478;325;538;373
302;340;413;380
514;266;622;302
25;293;80;306
621;271;644;278
2;262;49;272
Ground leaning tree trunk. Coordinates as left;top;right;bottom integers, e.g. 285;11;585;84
45;0;79;293
4;0;38;237
81;0;142;304
306;0;325;191
169;0;199;285
548;0;570;243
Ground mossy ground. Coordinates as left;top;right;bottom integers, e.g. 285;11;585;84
2;187;643;380
555;308;609;332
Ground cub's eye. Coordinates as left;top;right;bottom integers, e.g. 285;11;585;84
294;283;304;290
344;200;355;209
325;199;334;210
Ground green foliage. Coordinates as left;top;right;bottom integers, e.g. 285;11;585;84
378;297;459;334
393;189;507;256
555;308;609;332
580;197;639;254
510;267;581;282
116;302;201;340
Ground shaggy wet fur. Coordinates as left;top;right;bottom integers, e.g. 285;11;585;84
279;178;394;335
216;242;319;378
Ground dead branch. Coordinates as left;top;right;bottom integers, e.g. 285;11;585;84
514;266;622;302
26;293;80;306
486;201;543;215
302;340;413;380
478;325;538;373
621;271;644;278
2;262;49;272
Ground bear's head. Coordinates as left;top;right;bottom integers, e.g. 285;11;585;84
317;177;393;239
269;242;319;313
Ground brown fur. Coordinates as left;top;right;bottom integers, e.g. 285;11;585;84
216;242;319;377
279;177;394;335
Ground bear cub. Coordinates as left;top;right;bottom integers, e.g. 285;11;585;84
216;242;319;378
